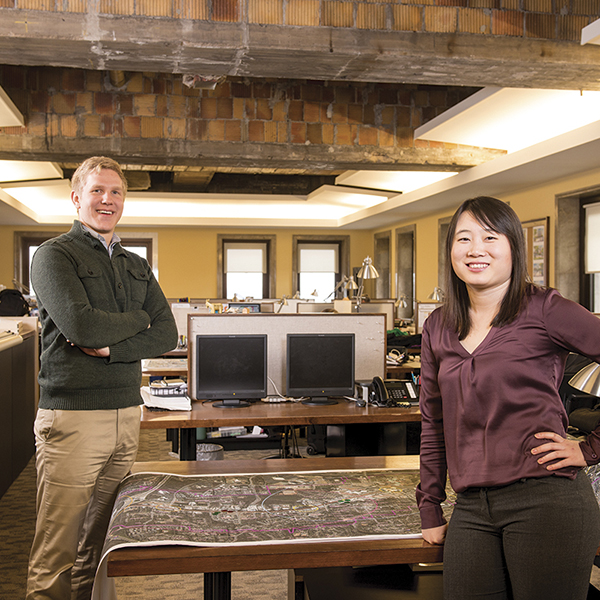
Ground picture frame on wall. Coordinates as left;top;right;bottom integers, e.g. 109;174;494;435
416;302;440;334
522;217;549;287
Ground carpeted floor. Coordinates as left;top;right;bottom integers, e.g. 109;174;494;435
4;430;600;599
0;429;293;600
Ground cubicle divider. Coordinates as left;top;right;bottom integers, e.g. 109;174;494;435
187;313;386;401
357;300;396;331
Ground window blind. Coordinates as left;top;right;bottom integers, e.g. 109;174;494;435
224;243;267;273
299;244;338;273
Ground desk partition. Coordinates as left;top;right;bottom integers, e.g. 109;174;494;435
357;300;396;331
187;313;386;400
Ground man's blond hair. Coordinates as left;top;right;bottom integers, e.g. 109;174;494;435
71;156;128;197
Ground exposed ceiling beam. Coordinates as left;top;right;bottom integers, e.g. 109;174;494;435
2;12;600;90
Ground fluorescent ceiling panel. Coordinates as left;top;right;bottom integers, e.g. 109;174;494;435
336;170;457;192
340;119;600;229
0;86;25;127
307;185;394;207
0;161;63;183
581;18;600;45
415;87;600;153
0;181;394;227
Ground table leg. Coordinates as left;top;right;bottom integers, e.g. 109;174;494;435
166;428;179;454
204;572;231;600
179;428;197;461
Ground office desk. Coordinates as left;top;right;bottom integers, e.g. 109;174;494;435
386;359;421;379
140;401;421;460
105;455;442;600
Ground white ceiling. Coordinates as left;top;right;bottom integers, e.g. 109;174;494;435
0;85;24;127
3;86;600;229
581;18;600;45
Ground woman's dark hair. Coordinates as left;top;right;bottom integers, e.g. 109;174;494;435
443;196;531;338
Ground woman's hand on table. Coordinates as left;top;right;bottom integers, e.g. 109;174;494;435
422;523;448;545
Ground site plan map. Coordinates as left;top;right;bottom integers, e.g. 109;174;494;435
102;469;456;553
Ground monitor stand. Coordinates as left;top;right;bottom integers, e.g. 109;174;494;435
212;399;251;408
301;396;338;406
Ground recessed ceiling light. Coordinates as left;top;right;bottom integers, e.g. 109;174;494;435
415;87;600;153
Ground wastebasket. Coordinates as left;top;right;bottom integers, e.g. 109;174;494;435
196;443;224;461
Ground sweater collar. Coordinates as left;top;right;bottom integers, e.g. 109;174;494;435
70;220;123;257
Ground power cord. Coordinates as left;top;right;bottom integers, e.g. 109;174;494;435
261;376;302;403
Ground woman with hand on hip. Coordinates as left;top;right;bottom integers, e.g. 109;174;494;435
417;196;600;600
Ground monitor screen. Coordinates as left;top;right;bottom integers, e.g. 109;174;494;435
195;334;267;408
286;333;355;406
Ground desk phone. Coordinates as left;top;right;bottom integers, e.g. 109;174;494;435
370;376;419;408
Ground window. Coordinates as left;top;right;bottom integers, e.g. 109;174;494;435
556;190;600;311
298;243;339;301
224;242;267;299
395;225;415;319
14;232;61;295
584;201;600;313
218;235;275;299
293;236;350;301
15;230;156;296
374;231;391;299
593;274;600;313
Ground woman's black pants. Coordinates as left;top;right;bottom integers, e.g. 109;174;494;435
443;472;600;600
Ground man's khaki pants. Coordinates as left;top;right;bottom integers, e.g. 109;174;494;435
26;406;140;600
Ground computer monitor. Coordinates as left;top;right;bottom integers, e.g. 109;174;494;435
195;334;267;408
286;333;355;406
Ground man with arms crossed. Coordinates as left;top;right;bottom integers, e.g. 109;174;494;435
26;156;178;600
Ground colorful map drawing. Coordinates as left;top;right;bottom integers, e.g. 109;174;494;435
101;469;456;554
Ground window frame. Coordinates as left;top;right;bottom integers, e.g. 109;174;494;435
374;230;391;299
556;186;600;309
217;234;276;299
395;224;416;320
292;235;350;299
14;230;156;295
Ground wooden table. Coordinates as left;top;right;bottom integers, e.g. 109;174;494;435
141;400;421;460
106;456;441;600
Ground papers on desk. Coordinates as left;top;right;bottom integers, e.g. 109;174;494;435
141;386;191;411
142;357;188;372
149;379;187;396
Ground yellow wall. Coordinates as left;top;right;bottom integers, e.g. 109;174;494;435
3;166;600;303
0;224;373;300
376;165;600;301
155;226;373;298
0;225;67;292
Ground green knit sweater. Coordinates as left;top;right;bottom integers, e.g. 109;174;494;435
31;220;178;410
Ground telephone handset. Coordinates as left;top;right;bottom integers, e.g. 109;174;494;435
369;376;419;407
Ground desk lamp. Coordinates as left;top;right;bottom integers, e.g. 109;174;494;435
355;256;379;310
276;295;289;313
428;286;445;302
396;294;409;309
344;276;358;299
325;275;358;301
569;362;600;397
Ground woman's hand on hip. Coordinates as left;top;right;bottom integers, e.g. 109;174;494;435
422;523;448;545
531;431;587;470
